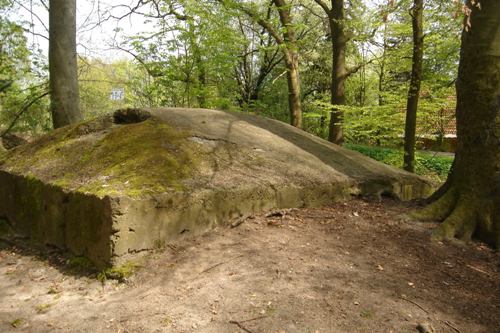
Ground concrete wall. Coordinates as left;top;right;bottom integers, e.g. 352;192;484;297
0;171;114;268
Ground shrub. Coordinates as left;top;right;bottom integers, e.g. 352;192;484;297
346;144;453;182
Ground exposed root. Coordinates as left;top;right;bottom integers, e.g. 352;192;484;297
410;187;458;221
431;195;477;242
413;187;499;248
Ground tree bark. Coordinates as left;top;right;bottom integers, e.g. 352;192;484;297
284;52;302;128
312;0;348;144
415;0;500;247
273;0;302;128
49;0;82;128
403;0;424;172
378;22;388;107
329;0;347;144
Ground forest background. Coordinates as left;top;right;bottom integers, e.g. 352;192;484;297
0;0;461;180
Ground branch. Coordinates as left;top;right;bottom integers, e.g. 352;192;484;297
345;57;380;78
312;0;331;16
1;90;50;138
12;0;49;32
113;44;165;78
0;80;13;93
22;27;49;41
217;0;284;45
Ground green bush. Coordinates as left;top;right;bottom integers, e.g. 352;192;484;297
346;144;453;182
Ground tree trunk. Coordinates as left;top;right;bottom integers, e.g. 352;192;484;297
284;53;303;128
403;0;424;172
328;0;347;144
49;0;82;128
189;21;208;108
415;0;500;247
273;0;303;128
378;22;388;107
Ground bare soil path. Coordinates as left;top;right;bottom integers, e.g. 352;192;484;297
1;199;499;333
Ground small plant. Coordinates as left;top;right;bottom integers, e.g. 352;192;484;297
10;318;23;328
360;309;374;319
35;303;52;314
47;286;61;295
97;261;142;283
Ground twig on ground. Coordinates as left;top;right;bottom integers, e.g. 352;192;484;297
402;296;462;333
401;295;430;314
466;264;490;276
230;217;249;228
443;320;461;333
167;244;179;253
199;255;244;275
239;316;267;323
228;316;267;332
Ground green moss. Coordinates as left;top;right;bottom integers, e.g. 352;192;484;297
1;117;202;198
0;150;8;163
98;261;141;282
67;256;95;272
10;318;23;328
35;303;52;314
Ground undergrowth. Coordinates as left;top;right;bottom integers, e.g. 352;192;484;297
346;143;453;182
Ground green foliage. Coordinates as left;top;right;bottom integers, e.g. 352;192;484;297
0;2;50;134
0;0;462;156
346;143;453;181
79;58;138;118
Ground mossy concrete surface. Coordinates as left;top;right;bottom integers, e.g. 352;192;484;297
0;108;432;267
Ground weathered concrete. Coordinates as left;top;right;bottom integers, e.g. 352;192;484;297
0;108;432;267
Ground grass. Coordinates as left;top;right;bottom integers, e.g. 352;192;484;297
346;143;454;182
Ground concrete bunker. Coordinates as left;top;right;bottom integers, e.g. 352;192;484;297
0;108;432;267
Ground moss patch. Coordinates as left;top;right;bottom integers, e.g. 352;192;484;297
1;117;201;198
98;261;142;282
67;256;96;273
10;318;23;328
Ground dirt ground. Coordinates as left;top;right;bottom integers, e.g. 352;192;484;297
1;199;499;333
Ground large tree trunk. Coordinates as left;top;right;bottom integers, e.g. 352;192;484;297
403;0;424;172
415;0;500;247
328;0;347;144
49;0;82;128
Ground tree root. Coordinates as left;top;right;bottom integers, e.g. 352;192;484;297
412;187;499;248
410;187;457;221
431;195;477;242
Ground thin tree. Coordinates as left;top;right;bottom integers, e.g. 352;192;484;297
403;0;424;172
416;0;500;247
49;0;82;128
220;0;303;128
311;0;378;144
312;0;347;143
